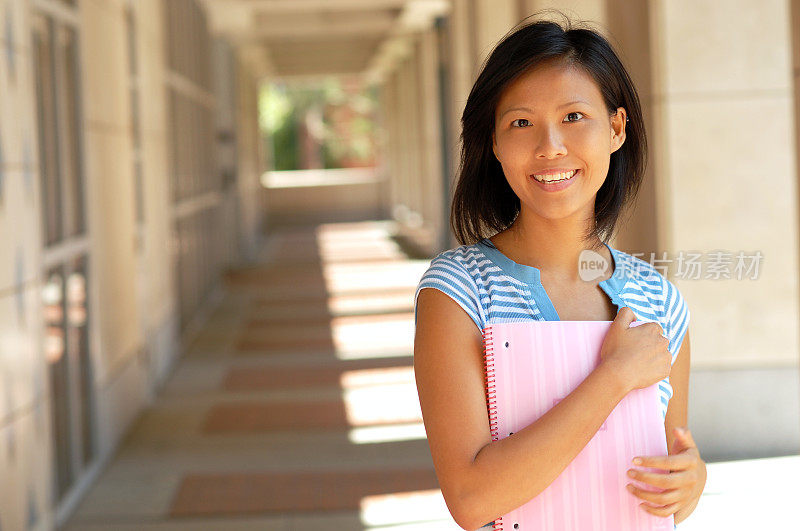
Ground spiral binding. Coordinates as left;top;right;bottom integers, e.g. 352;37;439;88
481;326;504;531
481;326;499;442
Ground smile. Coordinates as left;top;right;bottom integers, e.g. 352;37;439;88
531;169;578;183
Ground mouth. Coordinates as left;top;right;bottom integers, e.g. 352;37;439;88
531;169;579;183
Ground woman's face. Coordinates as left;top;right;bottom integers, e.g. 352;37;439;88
492;60;626;225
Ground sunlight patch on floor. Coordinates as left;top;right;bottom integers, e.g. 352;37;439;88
327;292;415;315
343;382;422;426
323;261;429;293
347;422;427;445
360;489;460;529
340;366;415;388
333;317;415;358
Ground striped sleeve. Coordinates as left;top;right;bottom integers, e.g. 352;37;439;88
662;277;691;358
414;253;483;330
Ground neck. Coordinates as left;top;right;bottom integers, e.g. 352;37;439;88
495;209;607;283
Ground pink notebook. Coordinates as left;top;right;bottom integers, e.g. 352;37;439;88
482;320;674;531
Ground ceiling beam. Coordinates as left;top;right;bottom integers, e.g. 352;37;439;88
250;11;397;40
203;0;452;80
364;0;450;84
207;0;408;14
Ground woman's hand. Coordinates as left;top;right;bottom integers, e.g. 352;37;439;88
626;427;707;523
599;306;672;392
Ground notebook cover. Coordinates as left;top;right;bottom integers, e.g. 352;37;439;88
482;320;674;531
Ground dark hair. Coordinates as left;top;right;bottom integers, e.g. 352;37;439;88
450;12;646;248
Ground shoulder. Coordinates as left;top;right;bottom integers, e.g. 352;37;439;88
414;242;488;330
613;248;691;355
415;242;491;289
615;250;690;319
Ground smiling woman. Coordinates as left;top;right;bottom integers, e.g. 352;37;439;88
413;12;703;531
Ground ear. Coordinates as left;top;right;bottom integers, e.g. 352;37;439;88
610;107;627;154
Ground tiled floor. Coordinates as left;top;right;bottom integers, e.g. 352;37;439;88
62;221;457;530
61;220;799;530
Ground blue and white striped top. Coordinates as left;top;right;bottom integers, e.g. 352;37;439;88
414;237;691;422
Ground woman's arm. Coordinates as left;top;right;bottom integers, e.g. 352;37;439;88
414;288;631;530
664;330;691;456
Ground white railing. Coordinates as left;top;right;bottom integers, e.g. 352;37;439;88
261;167;379;189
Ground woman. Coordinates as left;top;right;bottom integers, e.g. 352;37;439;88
413;15;706;530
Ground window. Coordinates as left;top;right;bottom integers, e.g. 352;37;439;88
32;2;95;504
164;0;222;330
43;257;94;501
32;14;85;246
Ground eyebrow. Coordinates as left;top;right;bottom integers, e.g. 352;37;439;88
498;99;591;119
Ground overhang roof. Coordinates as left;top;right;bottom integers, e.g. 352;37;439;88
201;0;450;80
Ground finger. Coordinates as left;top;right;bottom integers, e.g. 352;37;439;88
633;453;695;471
627;484;686;506
671;434;698;456
616;306;637;327
640;501;682;518
627;469;688;489
673;427;697;448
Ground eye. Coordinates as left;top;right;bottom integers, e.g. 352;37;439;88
510;118;531;128
564;112;584;122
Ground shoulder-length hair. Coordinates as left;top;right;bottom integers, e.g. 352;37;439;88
451;13;646;248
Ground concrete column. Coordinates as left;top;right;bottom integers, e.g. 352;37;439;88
444;0;476;247
379;71;400;214
389;66;406;221
474;0;520;65
604;0;658;253
407;43;425;225
234;52;265;261
399;53;420;220
448;0;478;97
417;28;446;251
650;0;799;459
394;58;410;218
522;0;607;25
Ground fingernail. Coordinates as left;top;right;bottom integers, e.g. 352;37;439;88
633;458;642;465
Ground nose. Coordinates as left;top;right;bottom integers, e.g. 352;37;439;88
534;123;567;159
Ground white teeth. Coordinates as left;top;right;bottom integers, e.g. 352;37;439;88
533;170;577;183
